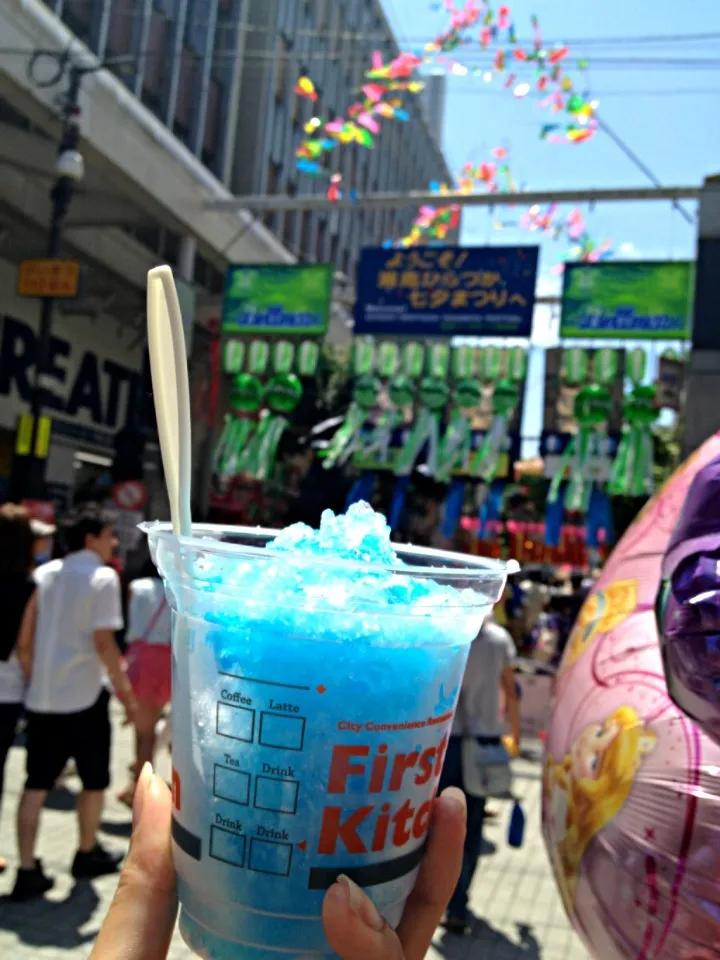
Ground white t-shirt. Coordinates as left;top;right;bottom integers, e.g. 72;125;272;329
127;577;170;646
0;655;25;704
452;619;515;738
25;550;124;714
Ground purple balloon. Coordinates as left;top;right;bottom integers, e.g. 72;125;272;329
659;454;720;744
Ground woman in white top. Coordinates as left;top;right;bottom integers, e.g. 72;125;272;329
117;559;171;807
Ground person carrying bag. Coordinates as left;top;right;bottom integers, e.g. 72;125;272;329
458;691;513;800
438;614;522;935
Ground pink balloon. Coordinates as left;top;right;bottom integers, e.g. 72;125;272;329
544;433;720;960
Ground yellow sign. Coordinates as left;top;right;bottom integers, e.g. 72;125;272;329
17;259;80;298
15;414;52;459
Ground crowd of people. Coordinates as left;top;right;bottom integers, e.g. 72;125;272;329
0;497;592;954
0;502;172;900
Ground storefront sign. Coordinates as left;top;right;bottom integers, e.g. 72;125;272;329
0;315;144;445
354;246;538;337
560;262;695;340
223;264;332;336
17;259;80;298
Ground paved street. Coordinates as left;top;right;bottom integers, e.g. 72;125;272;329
0;707;588;960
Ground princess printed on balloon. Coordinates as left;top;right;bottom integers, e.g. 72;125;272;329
544;706;656;911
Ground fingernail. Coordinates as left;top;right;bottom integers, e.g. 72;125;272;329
132;762;153;831
336;874;385;932
441;786;467;823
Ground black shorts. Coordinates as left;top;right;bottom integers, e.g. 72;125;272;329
25;689;111;792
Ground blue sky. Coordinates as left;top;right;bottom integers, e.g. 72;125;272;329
380;0;719;448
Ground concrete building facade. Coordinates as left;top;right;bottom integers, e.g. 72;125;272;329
0;0;293;507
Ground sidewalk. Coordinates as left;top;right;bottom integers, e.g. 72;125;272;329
0;711;588;960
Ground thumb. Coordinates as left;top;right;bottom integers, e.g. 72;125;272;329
322;874;403;960
90;764;178;960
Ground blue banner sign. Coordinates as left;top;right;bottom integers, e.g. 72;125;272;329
354;246;538;337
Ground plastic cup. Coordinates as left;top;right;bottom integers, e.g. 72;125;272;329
143;522;508;960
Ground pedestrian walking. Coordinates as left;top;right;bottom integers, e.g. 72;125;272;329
0;505;37;873
439;611;521;934
117;558;171;808
11;503;136;901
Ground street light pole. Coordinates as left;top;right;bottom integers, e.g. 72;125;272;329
10;65;86;501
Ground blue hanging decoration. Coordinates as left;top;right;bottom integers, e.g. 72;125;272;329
478;479;505;540
388;475;411;532
346;470;376;510
586;485;613;549
439;478;466;541
544;491;565;548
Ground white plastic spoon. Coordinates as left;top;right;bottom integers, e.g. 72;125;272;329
146;265;192;537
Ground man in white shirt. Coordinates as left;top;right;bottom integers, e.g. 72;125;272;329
12;503;136;901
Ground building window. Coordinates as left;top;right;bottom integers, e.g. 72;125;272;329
316;218;327;262
300;212;313;259
267;159;281;195
276;36;290;103
283;211;297;250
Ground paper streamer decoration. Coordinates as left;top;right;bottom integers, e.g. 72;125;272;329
548;383;613;513
215;333;322;491
395;345;450;478
608;349;658;498
296;4;597;185
272;340;295;375
323;341;378;470
545;348;616;546
436;378;482;484
470;347;526;482
297;341;320;377
213;373;264;486
469;378;520;482
240;373;303;481
223;340;245;376
248;340;270;376
608;385;658;498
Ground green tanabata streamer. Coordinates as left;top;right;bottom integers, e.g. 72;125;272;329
323;375;380;469
356;375;413;469
212;373;263;487
241;374;303;481
607;385;658;498
435;379;482;483
469;379;519;482
548;384;613;513
394;377;449;477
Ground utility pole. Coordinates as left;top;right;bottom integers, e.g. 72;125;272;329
10;63;88;501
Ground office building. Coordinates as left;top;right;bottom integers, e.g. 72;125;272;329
0;0;290;507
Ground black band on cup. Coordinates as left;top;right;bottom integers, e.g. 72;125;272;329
307;842;426;889
172;816;202;861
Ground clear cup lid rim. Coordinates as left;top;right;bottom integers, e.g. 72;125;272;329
139;521;517;582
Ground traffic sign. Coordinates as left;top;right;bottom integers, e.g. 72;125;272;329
17;259;80;298
112;480;148;512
